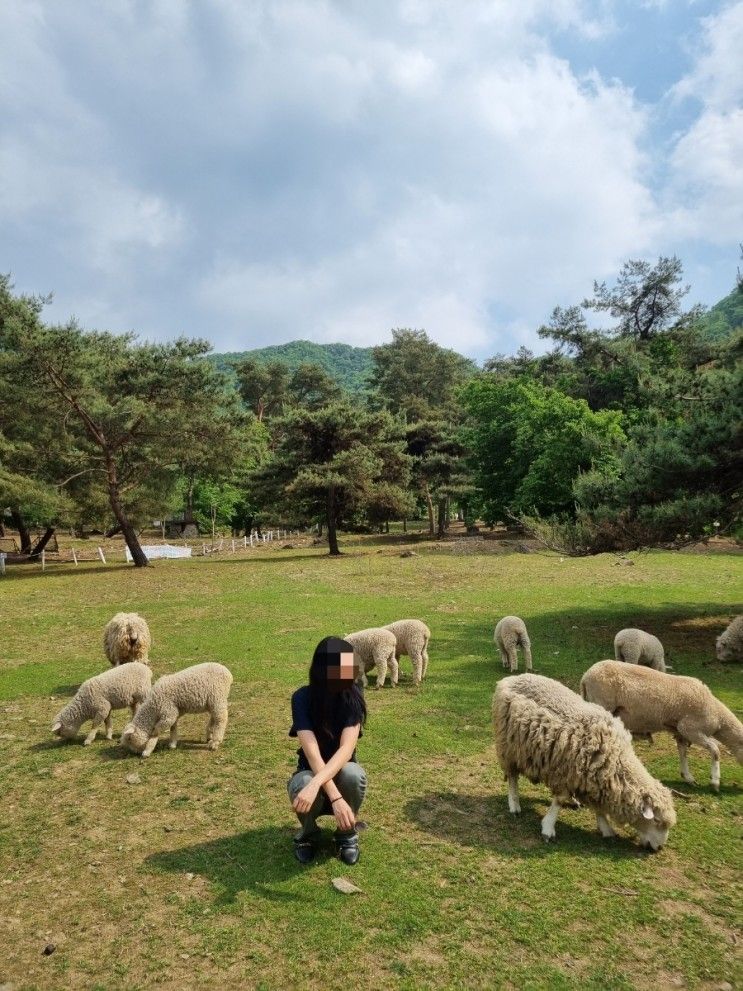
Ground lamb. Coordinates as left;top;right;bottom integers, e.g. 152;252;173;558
345;628;399;688
121;662;233;758
51;662;152;745
494;616;532;672
103;612;152;666
383;619;430;686
716;615;743;663
492;673;676;849
613;628;666;672
581;660;743;791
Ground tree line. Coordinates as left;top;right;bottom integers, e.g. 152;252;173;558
1;255;740;566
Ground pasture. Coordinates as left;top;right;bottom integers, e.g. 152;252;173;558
0;536;741;991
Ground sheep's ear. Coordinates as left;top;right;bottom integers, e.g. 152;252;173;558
121;725;134;739
52;721;62;733
642;804;654;820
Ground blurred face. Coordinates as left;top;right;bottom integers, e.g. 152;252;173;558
327;651;356;684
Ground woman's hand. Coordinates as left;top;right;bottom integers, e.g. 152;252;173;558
332;797;356;832
292;779;321;814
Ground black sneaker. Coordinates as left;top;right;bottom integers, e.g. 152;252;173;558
293;838;316;865
335;832;360;866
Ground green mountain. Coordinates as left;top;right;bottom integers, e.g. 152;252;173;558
209;340;374;392
698;287;743;341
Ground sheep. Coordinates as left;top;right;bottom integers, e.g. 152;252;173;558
581;660;743;791
121;662;233;758
494;616;532;672
716;615;743;663
383;619;430;686
492;673;676;849
613;628;666;672
344;628;399;688
51;662;152;745
103;612;152;666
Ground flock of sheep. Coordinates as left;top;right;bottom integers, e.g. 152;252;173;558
50;610;742;853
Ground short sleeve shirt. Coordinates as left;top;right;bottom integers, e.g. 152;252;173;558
289;685;363;772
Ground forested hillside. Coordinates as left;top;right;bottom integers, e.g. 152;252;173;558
210;340;373;392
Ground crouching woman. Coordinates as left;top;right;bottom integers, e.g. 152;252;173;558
288;636;367;865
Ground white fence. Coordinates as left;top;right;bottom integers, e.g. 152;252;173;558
125;543;193;562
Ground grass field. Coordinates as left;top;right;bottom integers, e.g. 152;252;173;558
0;534;741;991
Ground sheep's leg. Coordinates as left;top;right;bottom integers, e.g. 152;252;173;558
499;647;510;670
104;713;114;740
507;771;521;814
389;655;399;686
421;644;429;679
84;714;106;746
411;650;423;687
376;653;388;689
141;736;159;758
507;645;518;673
169;721;179;750
596;813;616;838
130;702;140;717
522;642;533;672
681;729;721;790
207;706;228;750
676;738;696;785
541;797;562;841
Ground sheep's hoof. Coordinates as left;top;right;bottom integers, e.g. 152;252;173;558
83;739;92;746
168;742;177;750
542;834;555;843
207;741;220;750
106;733;113;741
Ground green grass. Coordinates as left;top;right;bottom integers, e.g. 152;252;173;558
0;535;741;991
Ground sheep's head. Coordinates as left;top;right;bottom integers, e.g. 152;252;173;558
120;722;149;754
633;793;676;851
51;711;77;740
716;633;732;662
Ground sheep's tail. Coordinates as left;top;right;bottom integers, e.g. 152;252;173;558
714;701;743;763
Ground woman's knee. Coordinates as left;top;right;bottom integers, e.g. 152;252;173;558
287;770;313;799
335;762;367;798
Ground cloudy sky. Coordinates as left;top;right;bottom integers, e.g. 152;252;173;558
1;1;742;360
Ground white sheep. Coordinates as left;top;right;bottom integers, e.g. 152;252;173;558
103;612;152;666
494;616;532;672
493;673;676;849
345;628;399;688
51;662;152;745
613;628;666;672
581;660;743;791
716;615;743;663
121;662;233;758
384;619;430;686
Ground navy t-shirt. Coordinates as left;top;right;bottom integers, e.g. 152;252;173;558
289;685;363;772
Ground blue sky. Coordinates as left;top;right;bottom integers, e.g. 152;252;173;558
1;1;741;361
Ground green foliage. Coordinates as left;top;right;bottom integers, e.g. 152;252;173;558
461;377;624;524
698;287;743;341
211;340;373;393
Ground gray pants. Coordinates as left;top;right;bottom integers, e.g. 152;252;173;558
287;763;367;841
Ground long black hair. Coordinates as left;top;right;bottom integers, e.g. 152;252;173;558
308;636;367;740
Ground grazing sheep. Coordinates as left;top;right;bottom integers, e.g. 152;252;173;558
121;662;233;758
613;628;666;672
384;619;430;686
493;673;676;849
494;616;532;672
345;628;399;688
581;660;743;791
103;612;152;666
716;616;743;663
51;662;152;745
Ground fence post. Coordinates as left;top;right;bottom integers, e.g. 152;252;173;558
231;539;235;553
243;535;247;548
0;552;5;576
97;547;107;564
72;549;78;566
41;550;46;571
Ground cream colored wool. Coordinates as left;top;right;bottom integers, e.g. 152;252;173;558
103;612;152;666
581;660;743;791
493;673;676;849
383;619;430;686
716;615;743;663
121;662;233;758
613;628;665;672
52;662;152;745
494;616;532;672
345;628;399;688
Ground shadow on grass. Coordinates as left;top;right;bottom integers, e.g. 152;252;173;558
51;683;80;697
405;791;663;860
146;827;305;904
1;564;132;581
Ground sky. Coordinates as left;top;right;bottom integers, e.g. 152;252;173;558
1;1;742;361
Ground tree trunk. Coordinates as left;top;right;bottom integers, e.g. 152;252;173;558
402;517;407;533
317;521;323;538
327;484;341;556
104;523;122;538
184;479;196;525
0;519;4;537
424;484;435;535
11;508;32;554
105;455;149;567
437;497;447;539
30;527;56;556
